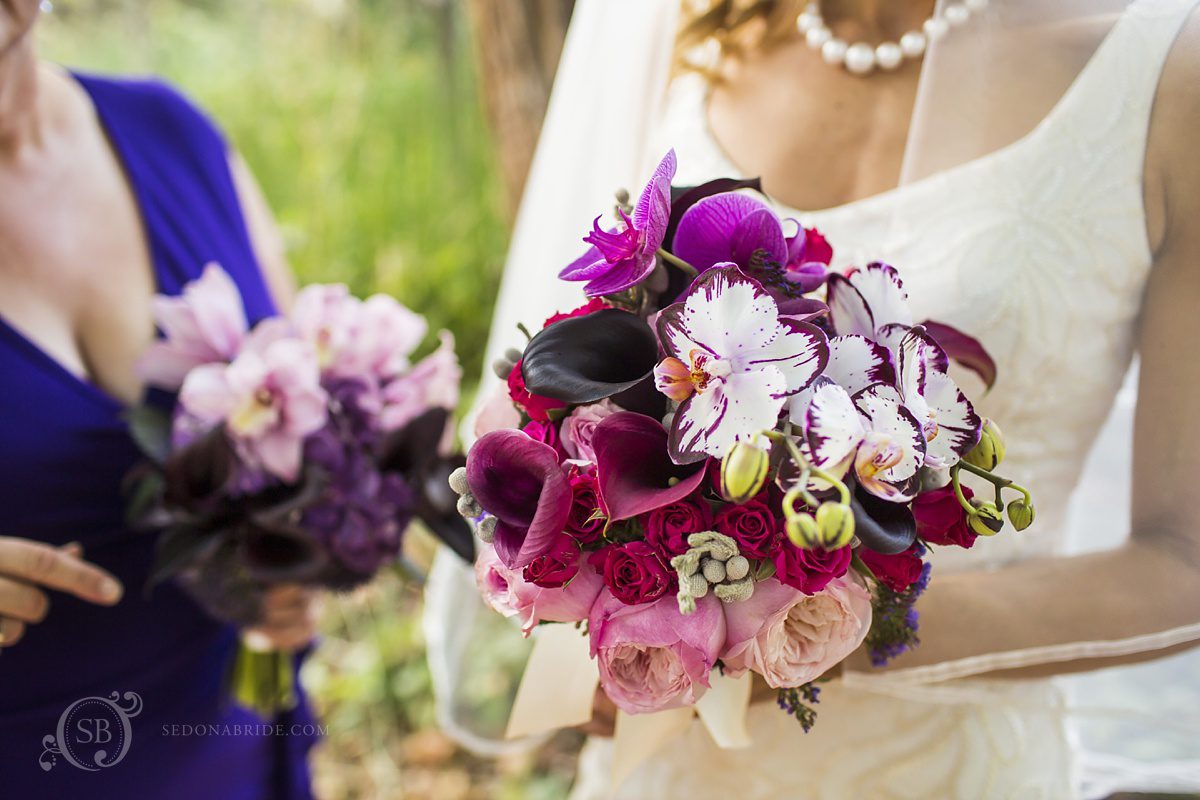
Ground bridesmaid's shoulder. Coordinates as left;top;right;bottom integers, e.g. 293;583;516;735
70;70;225;143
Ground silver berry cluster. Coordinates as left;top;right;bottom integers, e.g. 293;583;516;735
670;531;753;614
448;466;496;543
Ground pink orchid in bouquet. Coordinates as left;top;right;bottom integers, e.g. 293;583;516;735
453;151;1037;731
125;265;472;716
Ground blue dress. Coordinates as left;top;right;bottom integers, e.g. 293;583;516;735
0;73;318;799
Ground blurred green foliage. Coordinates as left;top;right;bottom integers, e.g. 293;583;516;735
42;0;508;403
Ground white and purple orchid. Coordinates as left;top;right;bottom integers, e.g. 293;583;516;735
654;266;828;463
559;150;676;296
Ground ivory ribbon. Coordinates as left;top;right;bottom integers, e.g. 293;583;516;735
505;623;599;739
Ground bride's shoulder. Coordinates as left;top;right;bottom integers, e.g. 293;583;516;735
1143;8;1200;257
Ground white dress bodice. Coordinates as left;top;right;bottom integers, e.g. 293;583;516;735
569;2;1200;798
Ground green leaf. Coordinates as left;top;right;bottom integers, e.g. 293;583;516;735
125;405;174;465
145;525;220;594
125;471;165;529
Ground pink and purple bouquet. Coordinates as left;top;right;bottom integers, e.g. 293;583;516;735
126;265;472;712
452;151;1035;730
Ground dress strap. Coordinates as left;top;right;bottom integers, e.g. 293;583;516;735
71;72;278;324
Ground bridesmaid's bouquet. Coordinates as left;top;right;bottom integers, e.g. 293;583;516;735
125;265;472;714
453;151;1036;734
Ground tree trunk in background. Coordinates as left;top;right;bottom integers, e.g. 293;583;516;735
466;0;576;220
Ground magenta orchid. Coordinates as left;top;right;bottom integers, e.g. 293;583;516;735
138;263;249;390
178;338;328;482
672;192;788;274
559;150;676;296
655;266;828;463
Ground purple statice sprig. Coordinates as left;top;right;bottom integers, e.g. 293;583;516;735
864;546;932;666
777;681;823;733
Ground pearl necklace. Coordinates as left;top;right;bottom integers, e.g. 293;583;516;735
797;0;987;76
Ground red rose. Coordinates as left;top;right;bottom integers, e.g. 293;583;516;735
642;497;714;559
714;499;783;560
508;360;567;422
591;541;673;605
566;468;606;547
860;544;925;593
523;532;583;588
544;298;610;328
522;418;568;461
913;484;977;549
773;543;852;595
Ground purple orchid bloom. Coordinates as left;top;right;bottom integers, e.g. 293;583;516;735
559;150;676;296
465;429;573;570
591;412;707;521
654;266;828;463
672;193;788;274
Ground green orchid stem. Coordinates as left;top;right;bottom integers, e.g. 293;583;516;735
765;429;851;506
951;466;976;515
953;461;1034;510
657;248;698;279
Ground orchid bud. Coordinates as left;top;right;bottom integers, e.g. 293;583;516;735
720;440;770;505
815;502;856;549
786;511;821;549
963;419;1006;472
1007;500;1035;531
968;501;1004;536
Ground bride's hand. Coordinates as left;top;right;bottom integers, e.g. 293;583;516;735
0;538;124;648
243;585;322;653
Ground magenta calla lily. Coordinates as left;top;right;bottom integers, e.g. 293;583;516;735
655;266;828;463
559;150;676;296
672;193;788;274
465;429;573;570
920;319;998;390
592;412;707;521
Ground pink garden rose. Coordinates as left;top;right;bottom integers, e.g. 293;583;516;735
589;590;726;714
561;399;620;462
722;574;871;688
473;382;522;438
474;543;603;634
139;263;248;390
178;337;328;482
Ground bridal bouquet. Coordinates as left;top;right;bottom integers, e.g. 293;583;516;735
125;265;472;714
452;151;1035;730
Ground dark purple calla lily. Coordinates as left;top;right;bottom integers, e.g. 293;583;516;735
919;319;998;391
466;430;573;569
521;309;659;405
672;193;788;274
592;412;707;521
851;482;918;555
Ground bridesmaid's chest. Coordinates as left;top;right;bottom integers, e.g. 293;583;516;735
0;124;156;407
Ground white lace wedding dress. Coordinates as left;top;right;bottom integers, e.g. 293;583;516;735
427;1;1200;797
562;2;1200;798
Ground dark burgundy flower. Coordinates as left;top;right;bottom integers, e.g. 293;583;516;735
591;541;674;605
643;496;714;559
592;412;708;520
508;360;567;422
920;319;997;390
913;484;977;549
466;430;573;569
860;543;925;593
713;498;783;559
523;532;582;588
566;468;606;547
773;543;852;595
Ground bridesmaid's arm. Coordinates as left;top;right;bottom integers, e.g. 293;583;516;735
228;151;297;309
856;14;1200;680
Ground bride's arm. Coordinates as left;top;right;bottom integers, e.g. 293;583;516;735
860;17;1200;680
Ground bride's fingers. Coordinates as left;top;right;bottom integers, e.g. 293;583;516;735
0;616;26;647
261;588;317;623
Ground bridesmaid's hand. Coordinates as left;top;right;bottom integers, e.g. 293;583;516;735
243;585;321;653
0;538;124;648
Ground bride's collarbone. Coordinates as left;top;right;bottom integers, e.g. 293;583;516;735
707;40;921;210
